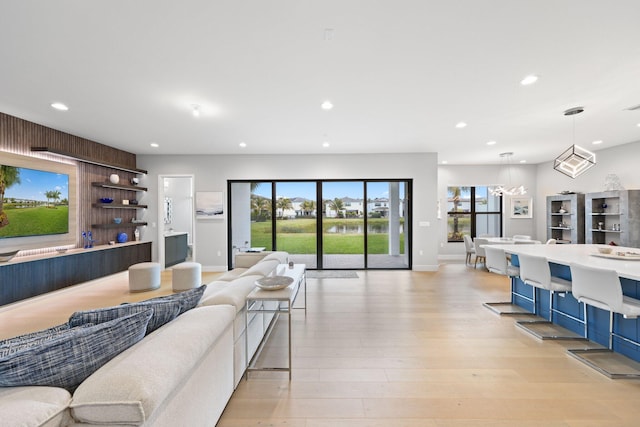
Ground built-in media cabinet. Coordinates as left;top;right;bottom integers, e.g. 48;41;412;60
0;242;151;306
585;190;640;247
546;193;585;244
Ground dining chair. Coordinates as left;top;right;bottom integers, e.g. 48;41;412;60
512;235;531;240
463;235;475;266
473;237;490;269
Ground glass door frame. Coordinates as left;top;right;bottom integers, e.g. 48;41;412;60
228;179;412;270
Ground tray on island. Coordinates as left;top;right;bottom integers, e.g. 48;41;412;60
255;275;294;290
591;252;640;261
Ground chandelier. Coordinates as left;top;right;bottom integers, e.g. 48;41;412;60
553;107;596;179
489;152;527;196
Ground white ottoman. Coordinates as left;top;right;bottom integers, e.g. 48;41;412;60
172;262;202;291
128;262;161;292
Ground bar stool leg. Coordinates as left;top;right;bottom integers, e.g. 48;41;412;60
609;311;614;350
583;302;588;339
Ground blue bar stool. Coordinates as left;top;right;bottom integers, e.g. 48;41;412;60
515;253;584;340
568;263;640;378
483;246;533;315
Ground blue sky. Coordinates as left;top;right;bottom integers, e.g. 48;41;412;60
253;181;404;200
3;166;69;201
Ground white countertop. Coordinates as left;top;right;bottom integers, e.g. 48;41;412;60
164;231;188;237
490;243;640;281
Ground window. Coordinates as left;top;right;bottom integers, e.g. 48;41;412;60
447;186;502;242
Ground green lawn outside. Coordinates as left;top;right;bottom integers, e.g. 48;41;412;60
0;206;69;237
251;217;405;254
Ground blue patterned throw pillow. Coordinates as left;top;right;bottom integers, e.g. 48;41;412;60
69;297;182;334
140;284;207;314
0;309;152;391
0;323;70;349
0;323;94;358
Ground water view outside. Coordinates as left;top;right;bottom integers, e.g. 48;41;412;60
243;180;409;269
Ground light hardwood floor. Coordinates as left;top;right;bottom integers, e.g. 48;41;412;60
2;263;640;426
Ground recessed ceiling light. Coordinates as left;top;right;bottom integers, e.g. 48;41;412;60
321;100;333;110
322;141;330;148
455;122;467;129
191;104;200;117
519;160;527;163
51;102;68;111
520;75;538;86
441;160;448;164
592;140;603;145
486;141;496;146
239;142;247;148
150;142;159;148
637;123;640;127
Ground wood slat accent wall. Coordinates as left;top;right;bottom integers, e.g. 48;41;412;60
0;112;142;247
0;112;137;168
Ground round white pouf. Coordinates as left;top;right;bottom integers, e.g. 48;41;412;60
172;262;201;291
128;262;161;292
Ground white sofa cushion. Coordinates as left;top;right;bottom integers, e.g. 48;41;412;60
260;251;288;264
239;259;279;278
216;267;248;282
70;305;235;425
0;386;72;427
198;275;263;313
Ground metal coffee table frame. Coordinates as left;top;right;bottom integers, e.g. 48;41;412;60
245;264;306;380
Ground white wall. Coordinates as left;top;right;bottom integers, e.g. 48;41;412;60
535;140;640;240
137;153;439;271
438;163;538;259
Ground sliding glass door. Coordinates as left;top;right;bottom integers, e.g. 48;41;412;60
321;181;365;269
275;182;317;269
229;179;411;270
366;181;409;268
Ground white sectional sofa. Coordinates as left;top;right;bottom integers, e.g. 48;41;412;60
0;251;288;427
198;251;288;387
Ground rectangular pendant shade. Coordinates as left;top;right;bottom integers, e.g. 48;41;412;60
554;144;596;178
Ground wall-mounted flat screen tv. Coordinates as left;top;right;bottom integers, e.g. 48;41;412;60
0;164;69;239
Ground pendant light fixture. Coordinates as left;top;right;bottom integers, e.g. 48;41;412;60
489;152;527;196
553;107;596;178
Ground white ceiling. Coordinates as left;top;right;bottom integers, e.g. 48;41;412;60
2;0;640;165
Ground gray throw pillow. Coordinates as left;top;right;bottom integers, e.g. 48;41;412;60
0;309;152;391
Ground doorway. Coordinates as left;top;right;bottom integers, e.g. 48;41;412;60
157;175;195;269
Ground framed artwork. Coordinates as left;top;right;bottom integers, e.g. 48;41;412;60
195;191;225;220
510;197;532;219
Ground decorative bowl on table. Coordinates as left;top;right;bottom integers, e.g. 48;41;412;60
255;276;294;291
597;246;613;255
0;250;19;262
99;197;114;204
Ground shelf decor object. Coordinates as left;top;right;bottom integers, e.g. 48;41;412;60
553;107;596;178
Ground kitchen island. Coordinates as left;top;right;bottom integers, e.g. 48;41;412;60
491;243;640;363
